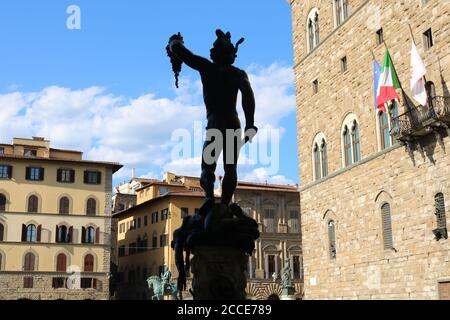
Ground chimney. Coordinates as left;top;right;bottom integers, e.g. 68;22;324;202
131;168;136;179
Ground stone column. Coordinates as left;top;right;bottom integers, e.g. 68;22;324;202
191;246;247;300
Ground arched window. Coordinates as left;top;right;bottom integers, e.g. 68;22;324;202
84;254;94;272
435;193;447;239
307;9;320;52
27;195;39;213
26;225;37;242
56;253;67;272
343;126;352;166
320;139;328;178
313;143;321;180
0;194;6;212
351;121;361;163
59;197;70;214
381;203;394;249
379;111;391;150
56;225;71;243
86;198;97;216
328;220;336;259
24;252;36;271
334;0;350;27
0;223;4;241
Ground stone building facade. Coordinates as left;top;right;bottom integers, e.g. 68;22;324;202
232;182;303;300
290;0;450;299
0;137;122;300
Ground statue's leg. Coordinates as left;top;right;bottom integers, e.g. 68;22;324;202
221;133;239;206
200;138;219;215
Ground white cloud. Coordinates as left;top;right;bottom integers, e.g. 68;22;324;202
0;63;296;186
241;167;296;186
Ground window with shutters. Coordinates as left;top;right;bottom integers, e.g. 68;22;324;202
26;167;44;181
328;220;337;259
263;209;276;233
0;223;4;241
288;210;300;233
0;165;12;179
84;254;94;272
56;253;67;272
57;169;74;183
381;203;394;250
59;197;70;214
23;252;36;288
27;195;39;213
152;234;157;248
84;171;101;185
26;225;37;242
0;194;6;212
56;225;72;243
86;198;97;216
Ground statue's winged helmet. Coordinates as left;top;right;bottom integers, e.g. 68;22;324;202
210;29;245;65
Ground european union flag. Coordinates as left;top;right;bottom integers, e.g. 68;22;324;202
374;59;381;109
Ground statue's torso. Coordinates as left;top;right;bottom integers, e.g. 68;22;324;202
200;64;243;130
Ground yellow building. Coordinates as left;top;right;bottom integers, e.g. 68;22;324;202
0;137;122;300
114;173;203;300
114;172;302;300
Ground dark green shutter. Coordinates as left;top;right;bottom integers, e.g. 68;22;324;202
39;168;45;181
96;172;102;184
25;167;31;180
57;169;62;182
84;171;88;183
21;224;27;242
81;227;86;243
37;225;42;242
70;170;75;183
7;166;13;179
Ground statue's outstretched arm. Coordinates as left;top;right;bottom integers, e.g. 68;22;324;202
169;36;210;72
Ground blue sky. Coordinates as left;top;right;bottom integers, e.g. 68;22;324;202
0;0;299;186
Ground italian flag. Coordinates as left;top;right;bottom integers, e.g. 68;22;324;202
376;48;401;112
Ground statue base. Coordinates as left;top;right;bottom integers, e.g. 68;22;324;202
191;246;248;300
281;286;296;300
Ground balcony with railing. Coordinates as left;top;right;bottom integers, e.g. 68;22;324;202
391;96;450;143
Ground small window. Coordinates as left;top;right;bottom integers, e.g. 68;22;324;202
0;147;4;155
161;209;169;221
84;226;96;244
376;28;384;45
84;171;101;185
340;56;348;72
263;209;276;233
23;149;37;157
159;187;169;195
152;212;158;224
144;216;148;226
328;220;337;259
381;203;394;250
423;28;434;50
26;225;37;242
434;193;448;240
0;165;12;179
160;234;167;247
181;208;189;219
312;79;319;95
57;169;75;183
379;111;391;150
26;167;44;181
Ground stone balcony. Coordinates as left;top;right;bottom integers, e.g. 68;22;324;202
391;96;450;144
